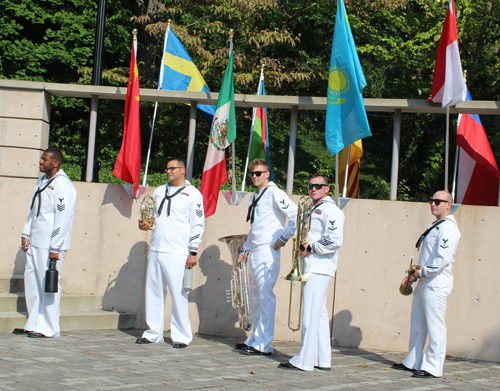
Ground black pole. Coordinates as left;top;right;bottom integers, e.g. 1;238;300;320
83;0;107;182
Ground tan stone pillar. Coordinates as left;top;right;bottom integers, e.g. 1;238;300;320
0;85;51;179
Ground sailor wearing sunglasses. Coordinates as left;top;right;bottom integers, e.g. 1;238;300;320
235;159;298;356
279;172;344;371
393;191;461;378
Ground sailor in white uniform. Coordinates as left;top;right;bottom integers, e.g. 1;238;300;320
393;190;461;378
16;147;77;338
136;159;205;348
278;173;344;371
236;159;297;355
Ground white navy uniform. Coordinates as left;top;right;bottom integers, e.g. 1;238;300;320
21;169;77;337
289;196;344;371
243;181;297;353
142;180;205;344
402;215;461;377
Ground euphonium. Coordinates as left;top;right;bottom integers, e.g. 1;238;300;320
140;195;156;229
285;196;313;331
219;234;252;331
399;256;420;296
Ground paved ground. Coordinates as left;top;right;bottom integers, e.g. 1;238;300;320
0;329;499;391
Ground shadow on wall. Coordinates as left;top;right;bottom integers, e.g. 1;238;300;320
102;184;135;219
12;248;26;274
189;244;247;338
331;309;363;348
102;241;149;322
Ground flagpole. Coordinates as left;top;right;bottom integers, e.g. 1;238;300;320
445;105;450;191
242;65;264;191
451;146;460;202
335;153;339;206
143;21;171;186
342;145;351;198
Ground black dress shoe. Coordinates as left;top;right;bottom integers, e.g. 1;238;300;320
135;338;152;344
173;342;188;349
314;366;331;371
278;362;302;370
12;328;30;335
412;370;436;378
240;346;272;356
392;363;416;372
27;332;46;338
234;343;248;350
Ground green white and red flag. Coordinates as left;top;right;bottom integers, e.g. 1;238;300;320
200;39;236;217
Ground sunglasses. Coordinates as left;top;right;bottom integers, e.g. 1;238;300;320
429;199;451;206
307;183;328;190
165;166;181;172
250;171;268;177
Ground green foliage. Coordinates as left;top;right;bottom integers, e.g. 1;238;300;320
3;0;500;202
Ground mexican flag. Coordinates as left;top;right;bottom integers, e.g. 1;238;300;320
200;42;236;217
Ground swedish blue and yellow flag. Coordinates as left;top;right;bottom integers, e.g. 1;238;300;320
325;0;371;156
159;26;215;126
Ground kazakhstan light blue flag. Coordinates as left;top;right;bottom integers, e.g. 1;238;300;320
159;26;215;126
325;0;371;156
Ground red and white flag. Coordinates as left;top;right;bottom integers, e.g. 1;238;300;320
113;34;141;198
456;90;500;206
429;0;466;107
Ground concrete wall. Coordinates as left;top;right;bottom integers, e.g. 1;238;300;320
1;178;500;362
1;83;499;363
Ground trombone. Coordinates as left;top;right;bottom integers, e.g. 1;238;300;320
285;196;313;331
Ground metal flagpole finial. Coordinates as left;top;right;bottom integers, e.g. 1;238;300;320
261;63;265;71
229;29;234;39
132;29;138;37
463;69;467;83
168;19;172;27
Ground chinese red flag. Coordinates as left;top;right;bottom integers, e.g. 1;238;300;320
113;34;141;198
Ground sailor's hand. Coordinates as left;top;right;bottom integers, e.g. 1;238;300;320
299;242;311;258
138;220;150;231
273;239;285;251
21;237;28;252
186;254;197;268
49;252;60;262
237;254;248;264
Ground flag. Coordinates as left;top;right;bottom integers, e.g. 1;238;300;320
200;42;236;217
159;25;215;126
456;89;499;206
248;69;275;182
339;140;363;198
325;0;371;156
113;34;141;199
429;0;466;107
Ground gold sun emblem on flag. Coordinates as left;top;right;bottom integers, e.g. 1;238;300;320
327;66;350;105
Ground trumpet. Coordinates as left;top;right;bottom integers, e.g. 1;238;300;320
140;195;156;229
399;256;420;296
285;196;313;331
219;235;252;331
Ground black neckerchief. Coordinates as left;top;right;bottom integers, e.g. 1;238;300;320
157;184;187;217
415;219;446;250
312;201;325;212
246;187;269;224
30;176;56;218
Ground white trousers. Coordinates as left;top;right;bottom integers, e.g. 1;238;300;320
290;273;332;371
244;245;280;353
24;246;66;338
142;251;192;344
402;280;452;377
